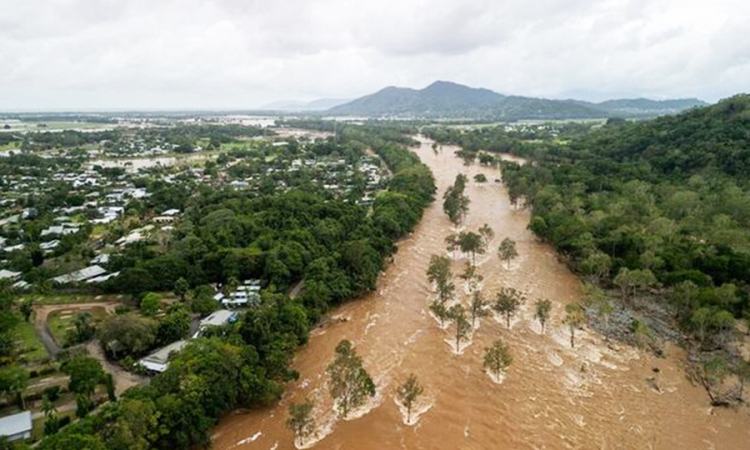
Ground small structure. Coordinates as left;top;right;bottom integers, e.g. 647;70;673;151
137;339;189;374
52;265;107;284
192;310;236;338
0;269;21;281
219;279;261;308
153;215;175;223
0;411;32;442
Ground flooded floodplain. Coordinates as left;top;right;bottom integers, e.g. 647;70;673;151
212;137;750;450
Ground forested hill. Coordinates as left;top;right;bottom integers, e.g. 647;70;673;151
328;80;706;120
567;94;750;178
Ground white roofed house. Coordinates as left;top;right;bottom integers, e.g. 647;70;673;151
137;339;189;374
0;411;31;442
40;240;60;253
0;269;21;281
220;279;262;308
52;265;108;284
192;309;237;338
40;224;79;238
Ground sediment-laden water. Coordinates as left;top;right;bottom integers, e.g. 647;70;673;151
212;137;749;450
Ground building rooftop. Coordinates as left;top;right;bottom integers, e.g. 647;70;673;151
0;269;21;280
138;339;189;373
52;265;107;284
0;411;31;439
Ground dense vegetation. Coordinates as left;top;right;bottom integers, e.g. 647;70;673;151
35;123;435;449
430;95;750;365
0;124;268;153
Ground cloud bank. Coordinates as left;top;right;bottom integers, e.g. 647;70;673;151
0;0;748;109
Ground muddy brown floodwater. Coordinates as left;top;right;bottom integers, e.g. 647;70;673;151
212;137;749;450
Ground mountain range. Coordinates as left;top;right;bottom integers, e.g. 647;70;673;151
326;81;707;120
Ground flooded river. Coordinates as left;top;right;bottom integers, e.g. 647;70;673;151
212;137;749;450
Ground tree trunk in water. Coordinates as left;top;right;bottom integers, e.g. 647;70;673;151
570;327;575;348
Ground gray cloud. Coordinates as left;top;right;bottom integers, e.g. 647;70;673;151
0;0;748;109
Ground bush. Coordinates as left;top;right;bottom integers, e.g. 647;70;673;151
43;385;62;402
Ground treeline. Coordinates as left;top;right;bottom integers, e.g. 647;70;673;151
431;95;750;353
134;124;270;152
3;124;269;152
424;122;595;160
0;114;119;124
39;123;434;448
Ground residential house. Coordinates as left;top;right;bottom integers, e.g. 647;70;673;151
0;411;31;442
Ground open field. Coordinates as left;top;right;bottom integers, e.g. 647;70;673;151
47;306;108;346
21;293;127;306
15;319;48;363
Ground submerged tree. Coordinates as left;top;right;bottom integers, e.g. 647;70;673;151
327;340;376;418
430;300;450;327
427;254;455;306
469;290;489;328
426;255;452;288
445;233;460;260
437;279;455;304
483;339;513;380
458;231;485;266
287;398;316;447
396;374;424;424
563;303;585;348
443;175;470;225
448;305;471;352
534;299;552;333
498;238;518;269
494;287;525;328
479;224;495;247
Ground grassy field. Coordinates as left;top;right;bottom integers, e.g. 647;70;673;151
0;142;21;151
47;306;108;346
10;121;115;132
21;293;126;306
220;142;251;151
15;320;48;363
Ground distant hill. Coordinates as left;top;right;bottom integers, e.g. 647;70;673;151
580;98;708;117
260;98;350;112
328;81;707;120
574;94;750;178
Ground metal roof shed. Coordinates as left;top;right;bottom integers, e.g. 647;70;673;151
0;411;32;442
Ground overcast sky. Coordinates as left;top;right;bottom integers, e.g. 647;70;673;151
1;0;748;110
